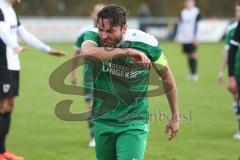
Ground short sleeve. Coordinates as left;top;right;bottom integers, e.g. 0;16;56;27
83;31;100;46
75;34;84;49
17;16;21;26
0;9;4;21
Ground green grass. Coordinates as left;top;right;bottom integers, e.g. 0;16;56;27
7;42;240;160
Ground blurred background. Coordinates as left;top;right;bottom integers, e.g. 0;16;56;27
9;1;240;160
15;0;237;17
14;0;237;43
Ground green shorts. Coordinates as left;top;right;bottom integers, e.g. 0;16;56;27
94;121;149;160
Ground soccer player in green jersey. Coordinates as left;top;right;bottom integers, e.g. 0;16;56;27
70;3;105;148
218;0;240;140
80;4;180;159
218;1;240;84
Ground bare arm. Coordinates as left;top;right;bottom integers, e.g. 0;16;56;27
70;50;81;85
152;58;179;141
81;41;128;60
81;41;151;68
218;49;228;84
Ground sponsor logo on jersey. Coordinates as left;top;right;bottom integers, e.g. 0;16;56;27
102;61;143;79
3;84;10;93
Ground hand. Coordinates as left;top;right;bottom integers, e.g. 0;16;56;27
13;46;27;55
49;48;66;57
127;49;151;68
70;72;77;85
228;76;238;94
165;116;179;141
217;71;224;84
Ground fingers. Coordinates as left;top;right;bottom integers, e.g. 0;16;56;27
165;125;178;141
52;51;66;56
165;125;172;141
227;83;237;94
165;120;179;141
169;129;177;141
139;54;151;69
217;72;224;84
49;49;66;57
228;86;237;94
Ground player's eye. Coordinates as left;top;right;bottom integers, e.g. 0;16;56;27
106;29;113;33
98;27;103;32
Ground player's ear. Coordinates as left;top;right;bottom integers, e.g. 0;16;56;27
122;24;128;34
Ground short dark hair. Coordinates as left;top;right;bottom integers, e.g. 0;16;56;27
236;0;240;6
97;4;127;27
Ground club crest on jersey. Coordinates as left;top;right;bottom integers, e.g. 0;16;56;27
3;84;10;93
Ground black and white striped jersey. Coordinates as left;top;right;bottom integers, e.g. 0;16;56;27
175;7;201;43
0;0;51;71
0;0;20;70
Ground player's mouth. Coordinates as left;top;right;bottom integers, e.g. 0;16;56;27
103;40;116;47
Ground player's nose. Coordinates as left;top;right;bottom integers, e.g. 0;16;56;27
101;32;109;40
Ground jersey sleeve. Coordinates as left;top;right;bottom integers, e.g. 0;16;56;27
75;35;84;50
194;12;201;37
228;21;240;76
0;9;4;21
231;21;240;46
83;31;100;47
224;29;231;50
146;44;163;62
17;16;21;26
129;41;164;62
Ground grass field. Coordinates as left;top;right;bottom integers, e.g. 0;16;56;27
7;42;240;160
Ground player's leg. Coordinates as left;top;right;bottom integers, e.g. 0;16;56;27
0;70;23;160
84;86;95;147
116;124;149;160
0;98;9;155
233;76;240;139
184;44;198;81
86;99;95;147
233;50;240;140
94;122;117;160
2;70;19;145
0;69;12;155
1;97;24;160
233;91;240;140
188;52;198;76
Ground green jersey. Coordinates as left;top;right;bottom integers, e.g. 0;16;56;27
224;21;238;50
84;29;164;125
74;27;98;90
223;21;240;86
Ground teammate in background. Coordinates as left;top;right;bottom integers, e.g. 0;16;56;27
81;4;180;159
175;0;201;81
227;13;240;140
0;0;65;160
218;1;240;84
70;3;105;147
218;0;240;140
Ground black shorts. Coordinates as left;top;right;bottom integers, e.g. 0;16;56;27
84;87;93;102
182;43;197;54
0;69;19;98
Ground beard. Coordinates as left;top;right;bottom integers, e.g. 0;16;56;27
102;35;122;48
